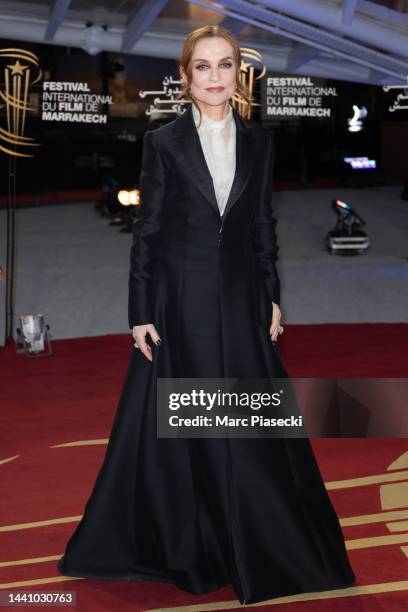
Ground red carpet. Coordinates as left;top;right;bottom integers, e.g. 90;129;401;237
1;323;407;611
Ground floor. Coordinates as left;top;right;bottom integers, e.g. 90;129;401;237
0;185;407;340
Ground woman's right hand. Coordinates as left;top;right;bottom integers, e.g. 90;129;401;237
132;324;161;362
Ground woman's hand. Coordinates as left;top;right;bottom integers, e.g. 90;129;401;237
132;324;161;362
269;302;284;344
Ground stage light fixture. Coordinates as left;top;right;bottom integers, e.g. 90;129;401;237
15;314;52;357
117;189;140;206
81;24;106;56
325;199;370;255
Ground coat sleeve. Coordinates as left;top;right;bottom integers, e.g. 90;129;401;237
128;130;167;328
252;130;281;306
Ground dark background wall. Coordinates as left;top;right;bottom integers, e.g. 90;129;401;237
0;38;407;204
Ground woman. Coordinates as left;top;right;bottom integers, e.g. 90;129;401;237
58;26;355;605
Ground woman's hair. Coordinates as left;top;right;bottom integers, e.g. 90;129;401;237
176;25;254;125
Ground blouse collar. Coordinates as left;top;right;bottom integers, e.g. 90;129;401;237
192;102;234;131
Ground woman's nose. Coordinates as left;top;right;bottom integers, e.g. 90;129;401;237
209;69;221;81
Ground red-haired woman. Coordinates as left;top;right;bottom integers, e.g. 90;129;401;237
58;26;355;606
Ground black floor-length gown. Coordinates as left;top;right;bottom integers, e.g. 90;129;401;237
58;104;355;605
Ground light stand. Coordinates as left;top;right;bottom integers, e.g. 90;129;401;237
4;144;17;346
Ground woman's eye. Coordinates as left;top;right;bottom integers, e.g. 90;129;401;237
195;63;233;70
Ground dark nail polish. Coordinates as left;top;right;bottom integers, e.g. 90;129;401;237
156;339;161;345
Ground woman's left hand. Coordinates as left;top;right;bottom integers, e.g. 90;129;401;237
269;302;284;343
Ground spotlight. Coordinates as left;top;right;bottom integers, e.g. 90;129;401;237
81;24;106;56
16;314;52;356
325;199;370;255
117;189;140;206
106;185;140;231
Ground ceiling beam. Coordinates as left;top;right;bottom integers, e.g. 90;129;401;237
122;0;167;53
187;0;407;82
367;69;399;85
221;16;248;35
45;0;72;42
255;0;408;57
0;10;405;85
286;43;321;72
341;0;360;26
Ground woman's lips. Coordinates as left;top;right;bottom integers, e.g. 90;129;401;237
206;87;224;92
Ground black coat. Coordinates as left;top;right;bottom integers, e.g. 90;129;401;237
128;102;285;378
58;103;355;605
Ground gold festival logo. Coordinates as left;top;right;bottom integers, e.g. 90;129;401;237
0;48;42;157
233;47;266;119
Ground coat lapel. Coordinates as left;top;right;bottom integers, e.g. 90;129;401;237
172;103;256;222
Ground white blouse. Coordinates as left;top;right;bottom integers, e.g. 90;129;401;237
192;103;278;308
192;102;236;217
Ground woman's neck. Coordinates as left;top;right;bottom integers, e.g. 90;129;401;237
193;100;231;122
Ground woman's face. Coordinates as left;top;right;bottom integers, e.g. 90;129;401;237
183;37;238;108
